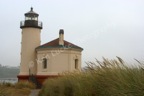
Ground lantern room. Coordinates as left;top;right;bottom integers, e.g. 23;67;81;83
20;7;42;29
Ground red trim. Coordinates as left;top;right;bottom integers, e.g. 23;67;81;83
17;75;29;82
17;75;59;84
36;75;59;84
36;75;58;78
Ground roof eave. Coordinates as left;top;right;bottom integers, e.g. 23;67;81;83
36;47;83;52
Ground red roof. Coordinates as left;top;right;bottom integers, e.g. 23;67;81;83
36;38;83;50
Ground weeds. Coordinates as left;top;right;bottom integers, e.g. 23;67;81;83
0;81;35;96
15;81;36;89
39;57;144;96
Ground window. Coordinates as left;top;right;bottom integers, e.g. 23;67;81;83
25;17;31;20
31;17;38;21
34;17;38;21
75;59;78;69
43;58;47;69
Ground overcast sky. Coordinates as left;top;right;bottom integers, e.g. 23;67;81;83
0;0;144;67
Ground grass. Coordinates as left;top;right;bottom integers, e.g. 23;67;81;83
0;81;35;96
39;57;144;96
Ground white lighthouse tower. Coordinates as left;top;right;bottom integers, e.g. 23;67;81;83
18;7;42;81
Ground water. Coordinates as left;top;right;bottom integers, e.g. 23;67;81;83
0;78;18;84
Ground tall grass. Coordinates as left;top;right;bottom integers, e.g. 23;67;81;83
0;81;35;96
39;57;144;96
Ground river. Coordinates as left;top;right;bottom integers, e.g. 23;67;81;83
0;78;18;84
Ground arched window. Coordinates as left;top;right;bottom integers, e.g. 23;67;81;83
75;59;78;69
43;58;47;69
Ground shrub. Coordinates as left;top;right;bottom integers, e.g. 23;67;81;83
1;82;14;87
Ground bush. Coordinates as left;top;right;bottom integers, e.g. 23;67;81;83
0;82;14;87
39;57;144;96
15;81;36;89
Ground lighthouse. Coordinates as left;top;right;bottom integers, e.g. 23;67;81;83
18;7;42;81
18;8;83;85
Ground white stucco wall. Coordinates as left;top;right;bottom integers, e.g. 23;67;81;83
36;48;82;75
